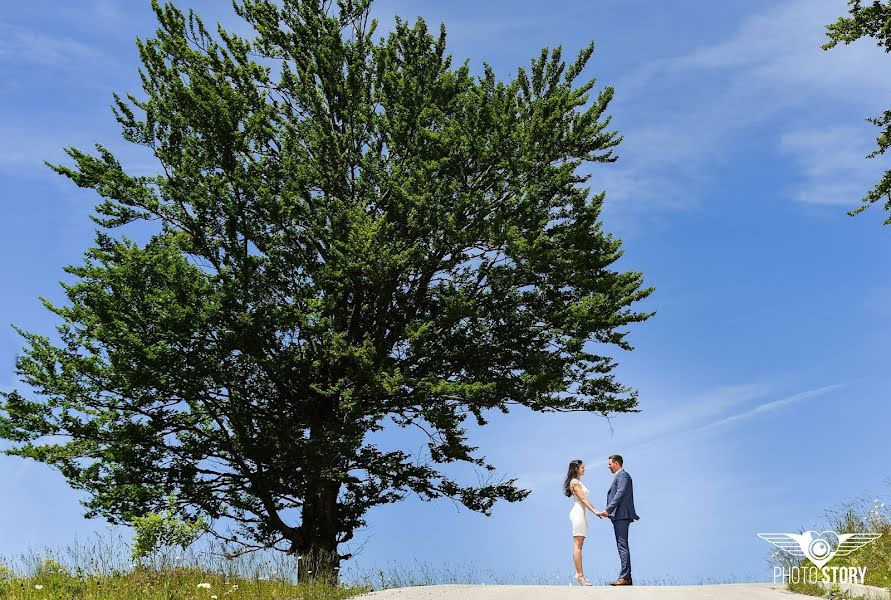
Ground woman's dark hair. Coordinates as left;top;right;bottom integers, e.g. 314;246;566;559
563;459;583;497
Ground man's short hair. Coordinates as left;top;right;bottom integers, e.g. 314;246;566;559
608;454;623;466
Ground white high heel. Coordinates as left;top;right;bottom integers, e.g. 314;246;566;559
574;573;593;586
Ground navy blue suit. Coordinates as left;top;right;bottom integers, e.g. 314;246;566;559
605;469;639;581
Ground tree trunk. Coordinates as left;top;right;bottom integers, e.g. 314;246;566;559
293;476;341;586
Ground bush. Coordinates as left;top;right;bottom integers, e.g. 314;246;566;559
775;478;891;597
130;495;208;569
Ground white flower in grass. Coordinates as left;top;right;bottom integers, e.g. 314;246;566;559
34;584;43;590
211;596;218;599
197;582;212;589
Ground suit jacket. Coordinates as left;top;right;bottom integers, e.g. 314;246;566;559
605;469;640;521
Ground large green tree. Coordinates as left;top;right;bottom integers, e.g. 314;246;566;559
824;0;891;224
0;0;654;583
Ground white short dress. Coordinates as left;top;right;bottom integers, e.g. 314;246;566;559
568;477;589;537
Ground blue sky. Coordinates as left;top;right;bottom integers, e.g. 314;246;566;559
2;0;890;586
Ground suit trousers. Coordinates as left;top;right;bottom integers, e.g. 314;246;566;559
612;518;632;580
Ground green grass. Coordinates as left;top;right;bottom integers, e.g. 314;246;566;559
0;528;370;600
0;565;368;600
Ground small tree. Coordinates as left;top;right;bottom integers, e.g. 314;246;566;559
824;0;891;224
0;0;655;584
131;495;208;570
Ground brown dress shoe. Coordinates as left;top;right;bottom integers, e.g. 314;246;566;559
610;577;633;586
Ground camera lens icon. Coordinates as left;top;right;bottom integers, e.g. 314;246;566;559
809;538;833;560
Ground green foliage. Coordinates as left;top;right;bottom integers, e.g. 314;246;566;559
131;496;208;566
824;1;891;224
0;0;655;582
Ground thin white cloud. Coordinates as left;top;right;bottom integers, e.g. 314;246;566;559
687;382;844;435
0;25;108;70
369;0;569;47
0;124;159;178
599;0;891;224
564;382;847;474
617;382;773;444
596;164;697;235
5;0;142;38
514;382;776;492
0;127;79;172
515;380;847;494
778;125;887;206
619;0;891;102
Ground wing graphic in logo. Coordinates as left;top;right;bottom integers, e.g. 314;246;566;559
758;531;882;569
835;533;883;557
758;533;808;558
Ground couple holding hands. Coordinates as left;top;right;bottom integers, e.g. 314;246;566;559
565;455;640;586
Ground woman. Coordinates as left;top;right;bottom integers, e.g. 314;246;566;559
564;459;604;586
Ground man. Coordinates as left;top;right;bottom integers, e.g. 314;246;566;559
596;454;640;586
